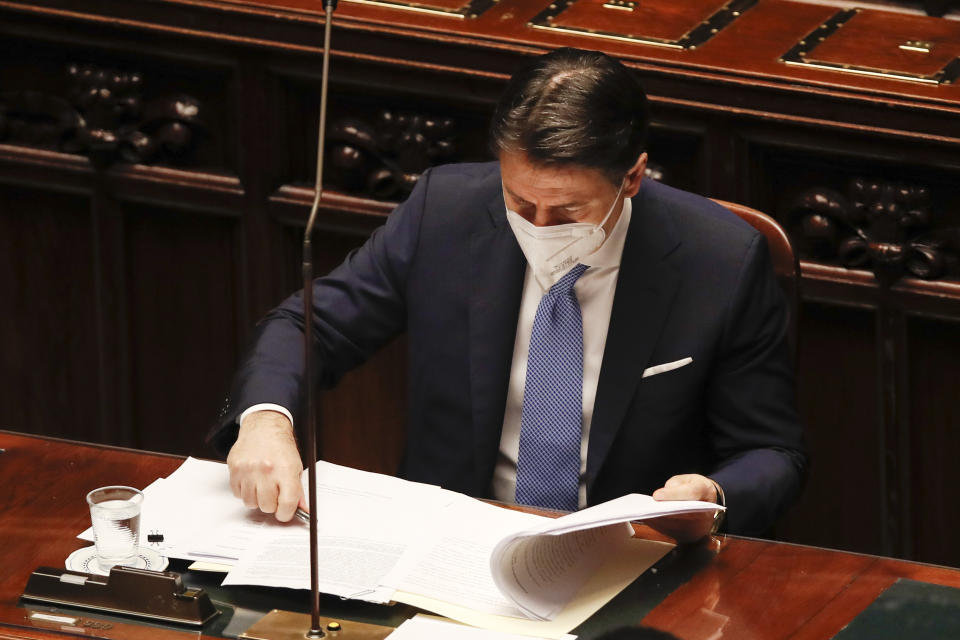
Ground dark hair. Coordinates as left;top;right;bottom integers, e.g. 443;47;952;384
490;47;649;184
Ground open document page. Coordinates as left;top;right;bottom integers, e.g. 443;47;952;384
386;614;576;640
386;497;546;618
222;461;461;602
395;536;670;639
387;493;718;634
489;493;723;620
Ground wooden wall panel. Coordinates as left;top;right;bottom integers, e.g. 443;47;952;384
319;338;408;475
0;184;100;441
907;316;960;566
645;121;707;197
123;203;241;456
778;303;885;555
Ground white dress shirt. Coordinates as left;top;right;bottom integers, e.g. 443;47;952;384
492;198;632;508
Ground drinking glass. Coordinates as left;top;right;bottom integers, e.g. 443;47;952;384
86;486;143;569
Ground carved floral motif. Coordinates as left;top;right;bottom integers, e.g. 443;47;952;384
326;109;456;200
323;111;668;201
787;178;959;284
0;64;204;169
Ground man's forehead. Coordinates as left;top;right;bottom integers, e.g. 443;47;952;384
500;152;609;202
501;152;594;178
502;182;589;207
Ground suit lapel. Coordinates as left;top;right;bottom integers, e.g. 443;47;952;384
586;189;681;497
469;191;526;494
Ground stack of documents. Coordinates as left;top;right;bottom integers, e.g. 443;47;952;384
78;458;721;638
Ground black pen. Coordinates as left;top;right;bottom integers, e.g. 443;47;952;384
295;507;310;523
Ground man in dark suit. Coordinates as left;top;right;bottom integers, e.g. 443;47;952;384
209;48;807;540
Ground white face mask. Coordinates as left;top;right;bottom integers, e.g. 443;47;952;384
506;180;625;291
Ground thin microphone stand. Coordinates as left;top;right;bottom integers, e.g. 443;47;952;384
302;0;338;636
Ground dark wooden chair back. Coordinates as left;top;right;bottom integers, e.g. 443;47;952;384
712;199;800;355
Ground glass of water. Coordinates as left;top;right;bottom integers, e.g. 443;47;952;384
86;486;143;569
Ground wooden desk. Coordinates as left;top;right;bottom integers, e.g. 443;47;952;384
2;430;959;640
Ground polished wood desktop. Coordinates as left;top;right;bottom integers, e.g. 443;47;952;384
2;429;959;640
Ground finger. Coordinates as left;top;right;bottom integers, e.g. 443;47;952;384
654;475;685;500
229;470;242;498
659;474;717;501
240;478;259;509
257;479;280;515
275;479;303;523
663;474;696;488
226;452;242;498
653;483;700;501
653;486;687;501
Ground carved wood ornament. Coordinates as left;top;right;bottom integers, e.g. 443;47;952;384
326;109;456;200
787;178;959;285
0;64;204;169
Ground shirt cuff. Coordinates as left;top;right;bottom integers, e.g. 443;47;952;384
239;403;295;429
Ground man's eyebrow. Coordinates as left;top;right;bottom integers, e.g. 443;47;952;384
503;185;528;203
503;186;584;209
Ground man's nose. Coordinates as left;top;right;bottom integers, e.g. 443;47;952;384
528;207;560;227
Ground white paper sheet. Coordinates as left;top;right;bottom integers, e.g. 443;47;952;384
394;536;673;639
515;493;722;537
492;524;634;620
161;457;272;562
223;460;461;602
386;614;576;640
77;457;298;564
489;493;721;620
222;526;407;602
390;498;545;618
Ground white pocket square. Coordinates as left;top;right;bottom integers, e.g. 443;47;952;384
642;357;693;379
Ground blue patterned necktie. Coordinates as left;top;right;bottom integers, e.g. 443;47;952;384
515;263;589;512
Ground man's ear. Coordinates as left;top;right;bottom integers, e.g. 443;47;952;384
623;152;648;198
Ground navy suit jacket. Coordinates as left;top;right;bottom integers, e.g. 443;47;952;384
210;161;807;535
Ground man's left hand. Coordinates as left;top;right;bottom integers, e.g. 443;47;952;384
649;474;722;543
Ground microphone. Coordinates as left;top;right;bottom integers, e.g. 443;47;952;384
295;3;396;638
302;0;339;636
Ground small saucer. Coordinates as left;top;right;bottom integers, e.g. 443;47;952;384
66;545;168;576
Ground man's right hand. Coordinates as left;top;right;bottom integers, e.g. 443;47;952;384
226;410;304;522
